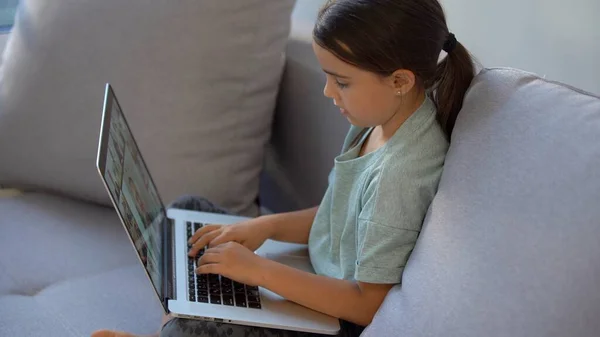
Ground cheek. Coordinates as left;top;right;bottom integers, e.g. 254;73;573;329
343;88;392;118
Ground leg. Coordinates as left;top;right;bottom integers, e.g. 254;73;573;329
168;195;232;215
161;317;328;337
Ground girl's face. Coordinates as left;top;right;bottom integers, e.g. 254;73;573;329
312;41;411;128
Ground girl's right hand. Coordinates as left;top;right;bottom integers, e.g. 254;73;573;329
187;216;276;257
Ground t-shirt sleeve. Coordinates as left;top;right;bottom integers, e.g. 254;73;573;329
354;157;443;284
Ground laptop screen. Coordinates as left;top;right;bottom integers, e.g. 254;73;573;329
97;84;166;300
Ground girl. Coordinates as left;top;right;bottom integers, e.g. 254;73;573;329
93;0;475;336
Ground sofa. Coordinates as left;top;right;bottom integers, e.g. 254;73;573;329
1;1;599;337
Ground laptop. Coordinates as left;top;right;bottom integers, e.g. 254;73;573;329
95;83;340;334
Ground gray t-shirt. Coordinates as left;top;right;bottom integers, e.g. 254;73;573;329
308;97;449;284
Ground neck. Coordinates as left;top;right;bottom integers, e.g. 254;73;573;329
378;90;426;140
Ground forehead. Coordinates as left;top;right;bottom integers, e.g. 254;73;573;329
312;40;357;73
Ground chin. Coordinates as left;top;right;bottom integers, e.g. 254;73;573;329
347;118;371;128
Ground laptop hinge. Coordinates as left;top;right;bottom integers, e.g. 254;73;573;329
162;214;176;312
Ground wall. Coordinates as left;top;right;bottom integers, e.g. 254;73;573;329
442;0;599;94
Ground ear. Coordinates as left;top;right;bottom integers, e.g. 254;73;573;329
389;69;416;96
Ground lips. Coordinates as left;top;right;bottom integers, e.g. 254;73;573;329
334;102;348;115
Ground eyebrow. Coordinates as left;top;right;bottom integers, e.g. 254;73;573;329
322;69;350;79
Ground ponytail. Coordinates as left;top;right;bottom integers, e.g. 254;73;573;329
433;41;475;139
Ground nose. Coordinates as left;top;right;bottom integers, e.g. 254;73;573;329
323;79;335;99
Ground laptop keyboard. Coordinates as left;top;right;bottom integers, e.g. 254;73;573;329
186;222;262;309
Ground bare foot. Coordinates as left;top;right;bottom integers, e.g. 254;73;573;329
90;329;158;337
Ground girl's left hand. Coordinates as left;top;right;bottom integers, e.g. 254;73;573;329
196;242;267;286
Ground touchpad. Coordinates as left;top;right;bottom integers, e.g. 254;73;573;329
265;253;315;274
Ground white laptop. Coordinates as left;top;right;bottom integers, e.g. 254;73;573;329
96;83;340;335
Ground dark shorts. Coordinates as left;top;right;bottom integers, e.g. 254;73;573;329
161;196;365;337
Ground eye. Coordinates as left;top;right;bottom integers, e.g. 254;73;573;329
335;79;349;89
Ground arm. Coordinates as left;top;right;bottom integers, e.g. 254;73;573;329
263;206;319;244
259;258;394;327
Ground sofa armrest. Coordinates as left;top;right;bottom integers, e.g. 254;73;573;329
260;11;348;213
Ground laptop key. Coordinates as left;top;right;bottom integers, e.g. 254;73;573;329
198;296;209;303
234;294;247;307
197;290;208;297
189;294;196;302
194;222;202;232
209;287;221;295
233;282;245;293
222;287;233;295
222;295;234;306
247;285;258;291
247;295;260;303
246;289;259;297
210;295;222;304
248;302;261;309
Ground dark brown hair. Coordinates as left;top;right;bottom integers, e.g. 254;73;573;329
313;0;475;139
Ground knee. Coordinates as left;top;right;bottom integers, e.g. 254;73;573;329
168;195;211;211
160;317;208;337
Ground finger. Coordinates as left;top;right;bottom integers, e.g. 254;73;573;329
198;252;220;265
208;232;233;248
204;244;225;255
188;231;220;257
188;224;220;244
196;263;220;275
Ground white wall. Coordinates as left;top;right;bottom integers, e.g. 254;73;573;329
293;0;600;95
441;0;599;94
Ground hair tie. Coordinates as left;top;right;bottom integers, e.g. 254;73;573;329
443;33;457;53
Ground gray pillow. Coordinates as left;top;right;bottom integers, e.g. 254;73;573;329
0;0;296;216
364;68;600;337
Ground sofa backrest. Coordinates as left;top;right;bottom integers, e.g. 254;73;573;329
363;68;600;337
260;0;348;212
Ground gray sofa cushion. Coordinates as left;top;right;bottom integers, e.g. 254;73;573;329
0;0;295;216
0;193;162;336
364;68;600;337
0;194;137;295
